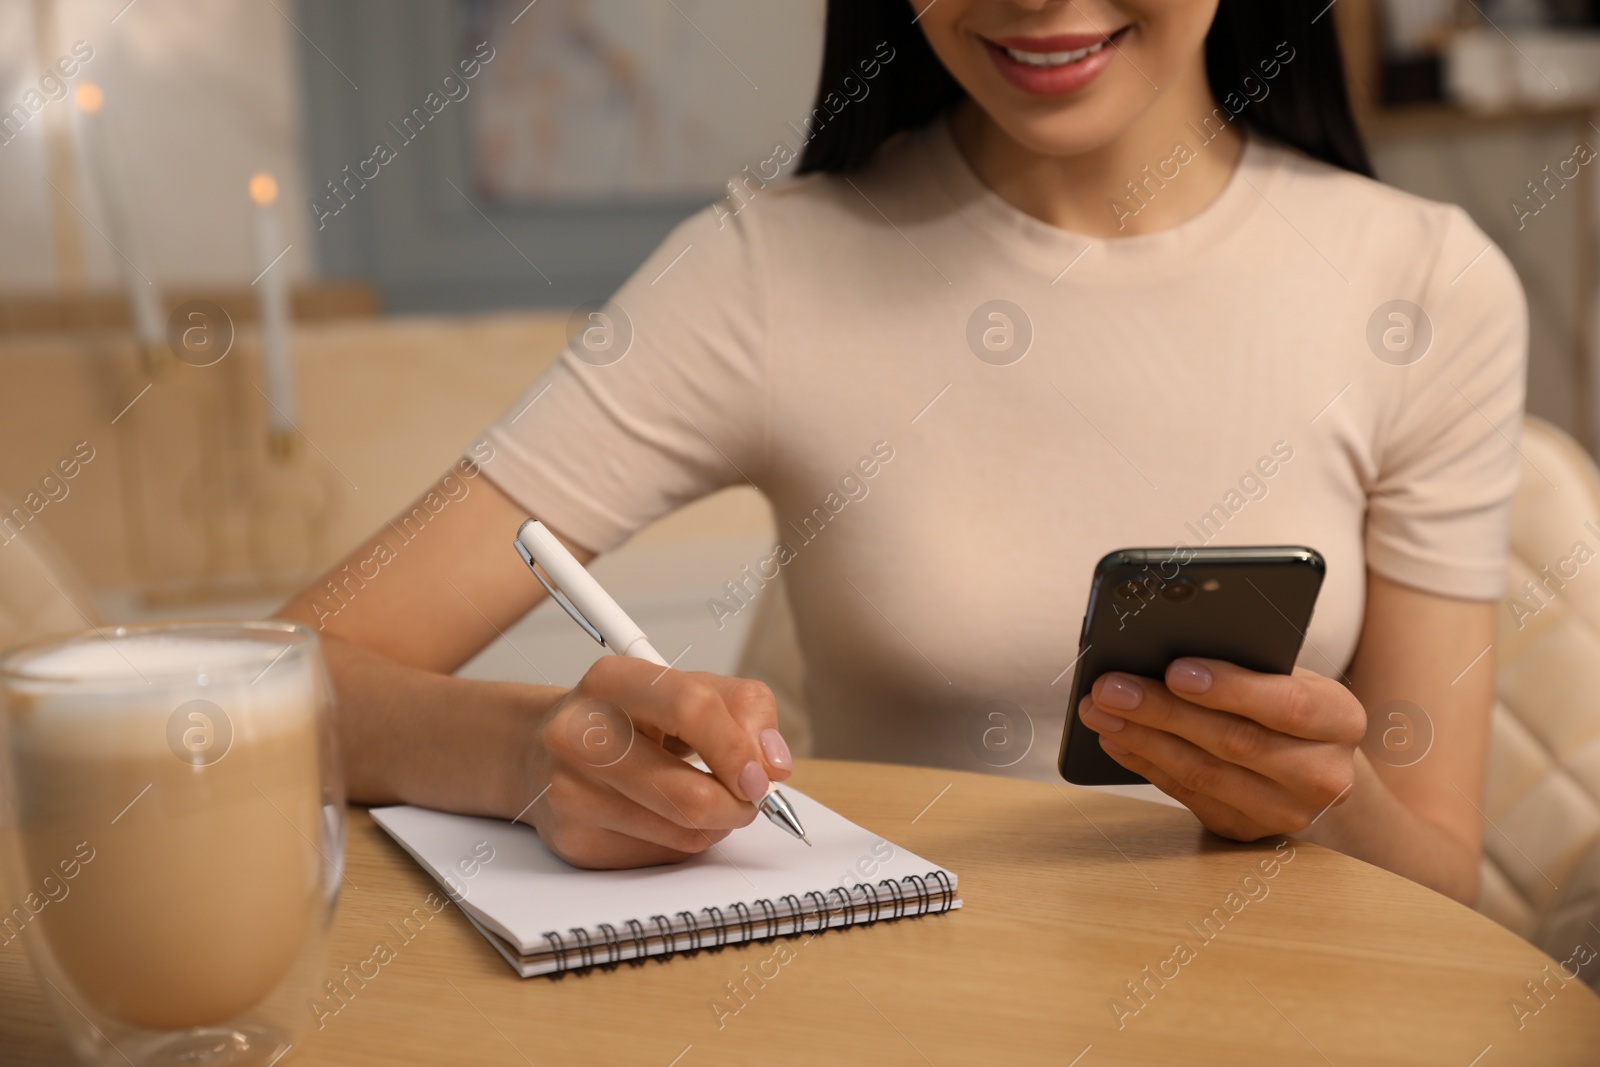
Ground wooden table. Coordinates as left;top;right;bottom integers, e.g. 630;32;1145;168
5;760;1599;1065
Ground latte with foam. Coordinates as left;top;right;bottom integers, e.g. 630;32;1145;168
2;631;327;1030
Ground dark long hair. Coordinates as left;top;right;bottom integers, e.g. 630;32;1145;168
796;1;1373;178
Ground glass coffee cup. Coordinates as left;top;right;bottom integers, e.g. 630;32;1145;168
0;621;345;1066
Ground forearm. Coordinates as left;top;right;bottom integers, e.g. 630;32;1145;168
1297;750;1481;905
310;633;560;820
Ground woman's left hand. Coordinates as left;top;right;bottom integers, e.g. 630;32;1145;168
1078;659;1368;840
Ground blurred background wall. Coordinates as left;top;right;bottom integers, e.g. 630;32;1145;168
0;0;314;292
0;0;1597;687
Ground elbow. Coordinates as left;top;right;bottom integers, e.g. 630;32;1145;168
1434;832;1483;907
1449;853;1482;908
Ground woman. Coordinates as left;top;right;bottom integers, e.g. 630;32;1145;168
279;0;1524;904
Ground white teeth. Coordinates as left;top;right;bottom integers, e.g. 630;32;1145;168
1004;39;1107;67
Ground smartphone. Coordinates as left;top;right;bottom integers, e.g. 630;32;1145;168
1057;545;1326;786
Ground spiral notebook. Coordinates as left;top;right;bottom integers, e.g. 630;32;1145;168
371;787;960;977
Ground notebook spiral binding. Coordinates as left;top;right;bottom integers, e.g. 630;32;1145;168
540;870;954;974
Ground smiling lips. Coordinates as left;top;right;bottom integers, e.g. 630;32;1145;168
983;27;1130;96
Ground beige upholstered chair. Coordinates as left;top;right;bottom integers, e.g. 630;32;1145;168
736;417;1600;967
1481;417;1600;968
0;493;101;654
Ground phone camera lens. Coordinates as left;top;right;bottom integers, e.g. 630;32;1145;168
1161;578;1197;602
1113;579;1144;603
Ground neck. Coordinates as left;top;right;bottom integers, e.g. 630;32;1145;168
948;63;1245;239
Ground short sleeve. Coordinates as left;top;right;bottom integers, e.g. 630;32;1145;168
471;203;768;554
1365;207;1528;600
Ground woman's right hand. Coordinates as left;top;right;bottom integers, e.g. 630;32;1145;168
274;466;793;871
523;656;795;869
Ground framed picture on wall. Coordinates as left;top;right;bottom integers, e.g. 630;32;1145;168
297;0;827;310
460;0;825;202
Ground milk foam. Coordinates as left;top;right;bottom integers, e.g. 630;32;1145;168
19;634;286;681
5;632;319;754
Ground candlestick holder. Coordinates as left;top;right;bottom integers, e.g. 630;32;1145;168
267;428;298;462
113;333;341;607
139;342;176;379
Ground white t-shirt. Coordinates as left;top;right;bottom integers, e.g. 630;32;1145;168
475;117;1527;782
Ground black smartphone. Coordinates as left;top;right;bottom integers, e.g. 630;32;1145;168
1057;545;1326;786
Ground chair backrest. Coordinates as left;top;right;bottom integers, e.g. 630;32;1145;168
734;417;1600;967
1480;416;1600;971
0;493;101;655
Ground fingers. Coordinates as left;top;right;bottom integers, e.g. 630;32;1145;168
605;735;762;834
531;723;749;869
539;692;760;833
700;674;794;782
1086;673;1331;787
536;816;727;871
1159;660;1366;744
532;664;797;870
575;658;788;802
562;828;698;870
1082;696;1304;834
1080;674;1358;832
548;767;735;854
1094;736;1272;842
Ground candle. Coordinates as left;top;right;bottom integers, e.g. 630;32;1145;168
249;171;296;457
74;82;167;370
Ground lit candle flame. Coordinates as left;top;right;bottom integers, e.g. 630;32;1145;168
75;82;104;113
249;172;279;207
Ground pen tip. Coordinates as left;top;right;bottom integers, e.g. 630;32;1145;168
802;835;812;846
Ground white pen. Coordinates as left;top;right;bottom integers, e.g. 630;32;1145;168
513;519;810;846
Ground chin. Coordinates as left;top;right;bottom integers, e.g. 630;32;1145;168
974;96;1150;160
